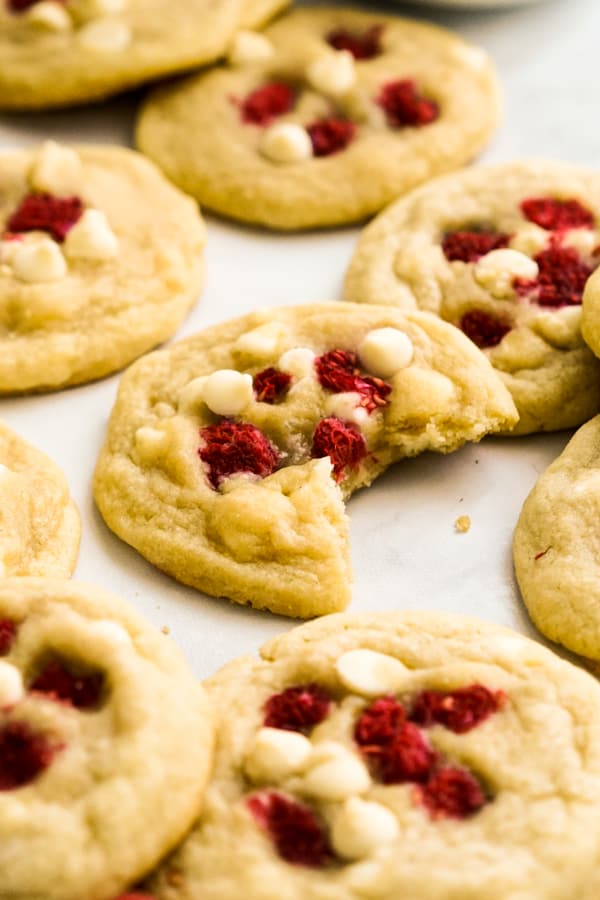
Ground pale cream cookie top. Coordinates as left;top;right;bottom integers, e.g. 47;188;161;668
513;414;600;662
146;610;600;900
0;0;244;109
581;267;600;358
0;578;213;900
0;142;205;393
93;303;517;618
136;6;500;230
0;419;80;577
345;161;600;434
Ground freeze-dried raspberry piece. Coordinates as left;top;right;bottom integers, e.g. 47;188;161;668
0;721;60;790
521;197;594;231
264;683;331;732
0;620;17;656
359;720;436;784
354;695;406;746
311;417;367;482
419;767;487;819
377;80;439;128
30;660;104;710
442;230;510;263
248;792;333;867
307;118;357;157
241;82;295;126
315;349;391;413
253;367;292;404
6;0;47;11
459;310;511;349
411;685;505;734
327;24;383;59
516;245;594;307
199;422;280;489
7;193;84;243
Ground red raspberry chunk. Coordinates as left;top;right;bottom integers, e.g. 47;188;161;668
6;0;49;11
515;245;594;307
247;792;333;867
521;197;594;231
30;660;104;710
419;767;486;819
307;118;357;157
327;24;383;59
0;721;60;790
354;695;406;745
315;349;391;413
199;421;279;489
311;417;368;482
241;82;295;126
459;310;511;349
253;367;292;404
264;683;331;732
7;193;84;243
377;80;439;128
355;698;436;783
0;620;17;656
441;230;510;263
411;685;505;734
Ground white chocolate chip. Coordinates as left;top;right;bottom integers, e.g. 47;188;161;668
0;662;24;708
29;142;82;195
88;620;132;645
25;1;72;30
278;347;316;378
474;248;538;298
202;369;253;417
260;123;313;164
451;43;489;70
331;797;399;860
509;224;548;257
228;30;274;65
303;742;371;800
234;322;288;358
335;649;410;697
307;50;356;96
324;392;369;428
77;19;131;52
10;238;67;283
135;426;168;461
63;208;119;261
245;727;312;783
358;328;414;378
562;228;598;256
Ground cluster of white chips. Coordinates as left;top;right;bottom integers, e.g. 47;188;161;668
244;648;415;860
22;0;131;52
0;143;119;284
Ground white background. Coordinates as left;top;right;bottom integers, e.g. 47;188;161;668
0;0;591;676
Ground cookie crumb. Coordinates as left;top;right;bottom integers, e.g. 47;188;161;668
161;625;170;635
454;515;471;533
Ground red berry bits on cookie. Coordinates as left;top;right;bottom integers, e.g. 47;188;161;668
315;349;392;412
248;792;333;867
521;197;594;232
419;767;486;819
0;620;17;656
307;118;357;157
377;80;439;129
327;24;383;59
355;698;436;783
311;417;368;482
29;660;104;710
410;684;505;733
241;83;295;126
264;684;331;732
459;310;512;349
0;720;60;790
6;193;84;242
253;367;291;404
199;421;280;489
517;245;593;307
442;230;510;263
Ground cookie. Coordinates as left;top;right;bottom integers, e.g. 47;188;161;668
0;420;80;577
0;142;205;393
0;0;243;109
346;161;600;434
513;414;600;661
239;0;289;30
146;610;600;900
93;302;517;617
136;7;500;230
581;267;600;357
0;577;213;900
